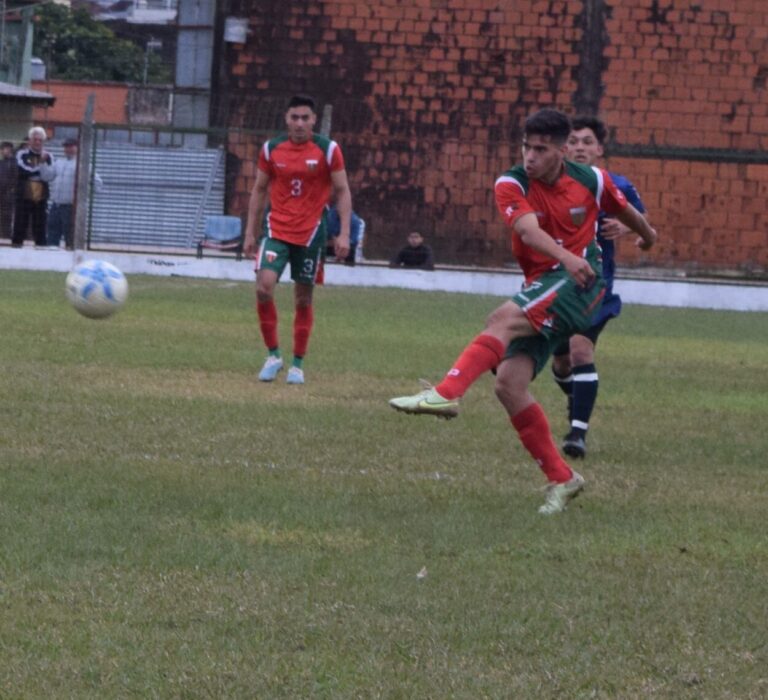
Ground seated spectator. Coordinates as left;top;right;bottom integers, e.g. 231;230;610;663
390;231;434;270
325;204;365;265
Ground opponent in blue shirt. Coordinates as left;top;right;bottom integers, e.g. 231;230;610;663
326;203;365;265
552;116;651;458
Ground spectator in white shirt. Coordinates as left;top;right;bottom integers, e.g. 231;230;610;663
46;138;103;249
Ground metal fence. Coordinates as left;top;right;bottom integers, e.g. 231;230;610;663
85;137;227;250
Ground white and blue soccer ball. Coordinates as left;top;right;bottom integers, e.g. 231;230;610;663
65;259;129;319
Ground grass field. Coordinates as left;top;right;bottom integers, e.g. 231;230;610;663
1;269;767;698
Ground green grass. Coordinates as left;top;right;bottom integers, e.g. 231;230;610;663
1;269;767;698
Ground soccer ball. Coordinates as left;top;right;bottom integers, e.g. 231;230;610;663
65;259;129;319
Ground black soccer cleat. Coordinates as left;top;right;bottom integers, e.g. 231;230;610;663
562;431;587;459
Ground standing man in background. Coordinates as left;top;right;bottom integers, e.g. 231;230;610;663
551;116;650;458
47;138;103;249
12;126;55;248
0;141;16;240
243;95;352;385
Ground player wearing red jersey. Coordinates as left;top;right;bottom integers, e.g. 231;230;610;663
244;95;352;385
390;109;657;514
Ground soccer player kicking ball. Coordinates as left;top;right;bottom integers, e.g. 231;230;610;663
244;95;352;385
389;109;657;515
552;116;653;458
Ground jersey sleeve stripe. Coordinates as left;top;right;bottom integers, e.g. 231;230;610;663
591;166;604;205
495;174;525;193
326;140;338;167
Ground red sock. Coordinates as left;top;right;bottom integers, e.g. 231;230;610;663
435;334;505;400
511;403;573;483
293;304;314;358
257;300;278;350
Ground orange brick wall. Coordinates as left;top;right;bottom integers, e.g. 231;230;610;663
32;80;129;126
217;0;768;273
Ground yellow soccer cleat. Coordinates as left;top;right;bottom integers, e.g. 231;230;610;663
388;384;460;419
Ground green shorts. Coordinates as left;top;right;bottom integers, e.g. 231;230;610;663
256;232;326;286
504;263;606;377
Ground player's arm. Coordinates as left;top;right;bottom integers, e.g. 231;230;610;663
513;212;596;289
244;168;271;258
330;169;352;259
601;179;646;240
614;202;657;250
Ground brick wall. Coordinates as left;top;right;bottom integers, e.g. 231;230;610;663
32;80;130;126
218;0;768;275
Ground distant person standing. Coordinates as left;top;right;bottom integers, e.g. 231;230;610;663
0;141;16;239
390;231;435;270
47;138;103;249
243;94;353;385
12;126;55;248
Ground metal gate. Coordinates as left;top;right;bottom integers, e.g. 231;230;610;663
86;140;227;250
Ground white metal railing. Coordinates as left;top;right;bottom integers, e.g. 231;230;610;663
134;0;178;10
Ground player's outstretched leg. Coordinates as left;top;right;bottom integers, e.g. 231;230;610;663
389;333;505;418
388;381;460;418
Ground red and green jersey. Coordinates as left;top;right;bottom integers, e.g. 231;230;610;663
258;134;345;246
494;161;628;283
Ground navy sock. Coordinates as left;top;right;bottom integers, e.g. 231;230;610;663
570;363;598;437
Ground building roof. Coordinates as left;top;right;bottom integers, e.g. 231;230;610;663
0;81;56;105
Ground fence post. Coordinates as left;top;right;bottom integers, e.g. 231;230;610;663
320;104;333;137
186;145;225;248
73;94;95;262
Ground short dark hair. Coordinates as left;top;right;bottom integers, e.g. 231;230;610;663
0;141;13;149
63;137;78;147
287;94;316;112
523;108;572;145
570;115;608;145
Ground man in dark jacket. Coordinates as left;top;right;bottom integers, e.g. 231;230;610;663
12;126;55;248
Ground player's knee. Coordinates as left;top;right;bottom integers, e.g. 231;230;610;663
570;335;595;365
256;285;274;302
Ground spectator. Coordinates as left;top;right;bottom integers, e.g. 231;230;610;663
12;126;55;248
390;231;435;270
0;141;16;239
47;138;103;249
326;203;365;265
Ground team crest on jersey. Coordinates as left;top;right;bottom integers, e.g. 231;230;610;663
569;206;586;226
265;251;278;263
305;159;318;171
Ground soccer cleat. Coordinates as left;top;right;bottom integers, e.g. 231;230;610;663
286;366;305;385
258;356;283;382
388;383;459;419
538;471;586;515
562;430;587;459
